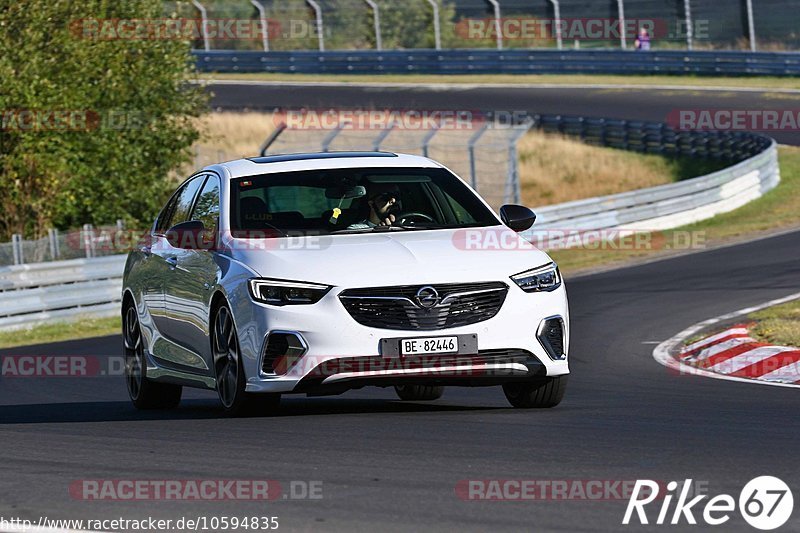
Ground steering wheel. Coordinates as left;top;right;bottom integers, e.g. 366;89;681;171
396;212;435;225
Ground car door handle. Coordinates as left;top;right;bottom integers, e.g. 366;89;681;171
165;256;178;269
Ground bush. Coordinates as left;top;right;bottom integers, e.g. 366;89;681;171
0;0;207;239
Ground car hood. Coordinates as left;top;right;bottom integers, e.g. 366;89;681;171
227;226;553;287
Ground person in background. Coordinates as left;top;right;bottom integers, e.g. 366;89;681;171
635;28;651;51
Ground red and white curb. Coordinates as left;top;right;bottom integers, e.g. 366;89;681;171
680;325;800;384
653;292;800;389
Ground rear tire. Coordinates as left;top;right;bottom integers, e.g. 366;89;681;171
394;384;444;401
123;305;182;410
212;304;280;417
503;375;568;408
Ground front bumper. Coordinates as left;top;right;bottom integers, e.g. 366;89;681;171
238;283;570;394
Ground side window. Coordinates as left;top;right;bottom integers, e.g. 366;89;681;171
158;175;205;233
155;195;179;234
190;175;220;233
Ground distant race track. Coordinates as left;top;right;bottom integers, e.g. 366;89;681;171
207;82;800;146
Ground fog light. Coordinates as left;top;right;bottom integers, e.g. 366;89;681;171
261;331;307;374
537;317;566;361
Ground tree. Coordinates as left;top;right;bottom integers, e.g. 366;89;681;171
0;0;206;239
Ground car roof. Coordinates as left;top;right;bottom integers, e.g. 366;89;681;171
203;151;444;180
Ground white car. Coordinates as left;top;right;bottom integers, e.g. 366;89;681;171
122;152;569;415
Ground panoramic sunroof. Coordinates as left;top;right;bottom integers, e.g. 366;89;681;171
247;151;398;164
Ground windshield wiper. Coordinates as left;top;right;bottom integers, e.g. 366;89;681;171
330;226;409;235
331;223;488;235
392;223;486;230
232;223;290;238
370;225;411;232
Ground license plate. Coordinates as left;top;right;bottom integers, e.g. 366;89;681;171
400;336;458;355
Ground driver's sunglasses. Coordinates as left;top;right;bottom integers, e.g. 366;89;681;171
371;191;400;203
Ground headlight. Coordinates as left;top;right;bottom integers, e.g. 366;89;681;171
249;278;332;306
511;263;561;292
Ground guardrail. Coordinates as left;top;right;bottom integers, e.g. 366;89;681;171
527;115;778;242
0;116;780;331
194;49;800;76
0;255;126;330
534;141;778;236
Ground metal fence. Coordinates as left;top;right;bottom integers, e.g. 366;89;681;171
194;49;800;76
0;222;128;267
182;0;799;52
262;116;530;209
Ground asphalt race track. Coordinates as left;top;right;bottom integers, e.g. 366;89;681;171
2;228;799;531
207;82;800;146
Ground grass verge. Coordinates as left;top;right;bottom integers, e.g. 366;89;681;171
201;72;800;91
550;145;800;273
749;300;800;347
0;316;120;350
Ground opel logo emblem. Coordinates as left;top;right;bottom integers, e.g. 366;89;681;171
414;286;440;309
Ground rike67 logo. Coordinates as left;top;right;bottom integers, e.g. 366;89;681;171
623;477;793;530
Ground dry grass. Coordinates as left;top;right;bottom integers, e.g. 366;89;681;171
517;131;725;205
194;112;279;163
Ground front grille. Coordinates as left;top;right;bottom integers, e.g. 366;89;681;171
339;282;508;331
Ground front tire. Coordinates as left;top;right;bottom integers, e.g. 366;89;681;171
394;384;444;401
123;305;182;409
212;304;280;416
503;375;568;408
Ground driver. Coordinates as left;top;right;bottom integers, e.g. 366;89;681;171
347;183;401;229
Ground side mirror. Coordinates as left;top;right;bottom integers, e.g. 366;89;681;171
500;205;536;232
166;220;210;250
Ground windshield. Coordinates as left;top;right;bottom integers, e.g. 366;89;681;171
230;167;499;236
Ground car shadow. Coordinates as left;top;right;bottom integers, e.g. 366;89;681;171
0;397;504;424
